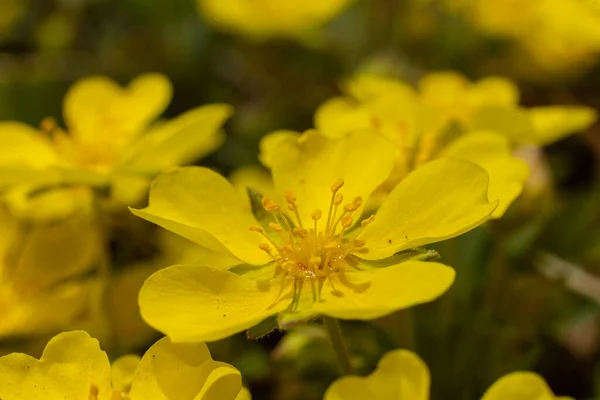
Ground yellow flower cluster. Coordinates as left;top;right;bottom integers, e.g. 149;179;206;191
0;68;592;398
0;330;250;399
325;348;572;400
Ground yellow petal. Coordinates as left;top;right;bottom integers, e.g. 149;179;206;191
358;158;496;260
229;164;280;208
131;166;269;265
482;372;573;400
324;349;430;400
159;230;242;270
343;73;416;103
0;122;60;188
0;331;112;400
2;186;94;221
63;73;171;142
314;260;454;319
0;278;101;336
259;130;300;168
314;97;372;139
528;106;597;145
106;265;158;351
441;132;529;218
110;173;151;206
129;336;243;400
111;354;141;393
9;212;100;292
469;106;535;143
270;130;395;226
123;104;232;173
0;122;58;168
138;265;291;342
419;71;469;109
470;76;520;107
236;387;252;400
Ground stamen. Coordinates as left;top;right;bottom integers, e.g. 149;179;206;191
259;243;279;261
284;191;296;205
361;215;375;227
326;179;344;234
312;209;322;232
251;226;281;250
353;239;366;247
293;227;309;238
249;179;369;289
268;223;283;233
333;193;344;206
284;190;304;228
262;197;280;212
330;179;344;193
344;197;363;212
341;215;353;228
311;209;322;220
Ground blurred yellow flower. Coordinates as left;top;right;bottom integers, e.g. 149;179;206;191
0;330;250;400
448;0;600;75
315;72;595;215
315;73;534;216
132;129;497;342
325;348;572;400
0;205;101;337
0;73;232;207
198;0;351;40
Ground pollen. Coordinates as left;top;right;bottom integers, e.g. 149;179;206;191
250;180;373;284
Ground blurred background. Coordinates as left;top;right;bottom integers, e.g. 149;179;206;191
2;0;600;399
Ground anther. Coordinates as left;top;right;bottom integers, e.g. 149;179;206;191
268;223;283;233
344;197;363;212
284;191;297;204
249;226;264;232
311;209;322;220
334;193;344;206
341;215;353;228
293;227;309;238
361;215;375;227
353;239;366;247
262;197;280;212
259;243;272;252
330;179;344;193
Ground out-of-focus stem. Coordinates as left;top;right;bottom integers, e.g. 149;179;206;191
323;316;354;375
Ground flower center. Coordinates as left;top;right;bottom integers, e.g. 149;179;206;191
41;117;118;172
250;179;373;281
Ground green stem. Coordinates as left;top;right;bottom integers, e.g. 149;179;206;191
323;317;354;375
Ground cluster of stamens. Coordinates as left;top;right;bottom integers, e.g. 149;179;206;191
249;179;374;282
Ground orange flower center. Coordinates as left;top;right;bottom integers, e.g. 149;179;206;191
250;179;373;281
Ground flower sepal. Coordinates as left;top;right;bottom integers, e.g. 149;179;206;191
246;315;279;340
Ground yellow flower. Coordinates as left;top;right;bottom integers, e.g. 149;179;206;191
0;330;250;400
315;73;532;217
0;73;232;207
325;348;572;400
197;0;351;40
0;205;101;336
448;0;600;75
132;129;497;342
